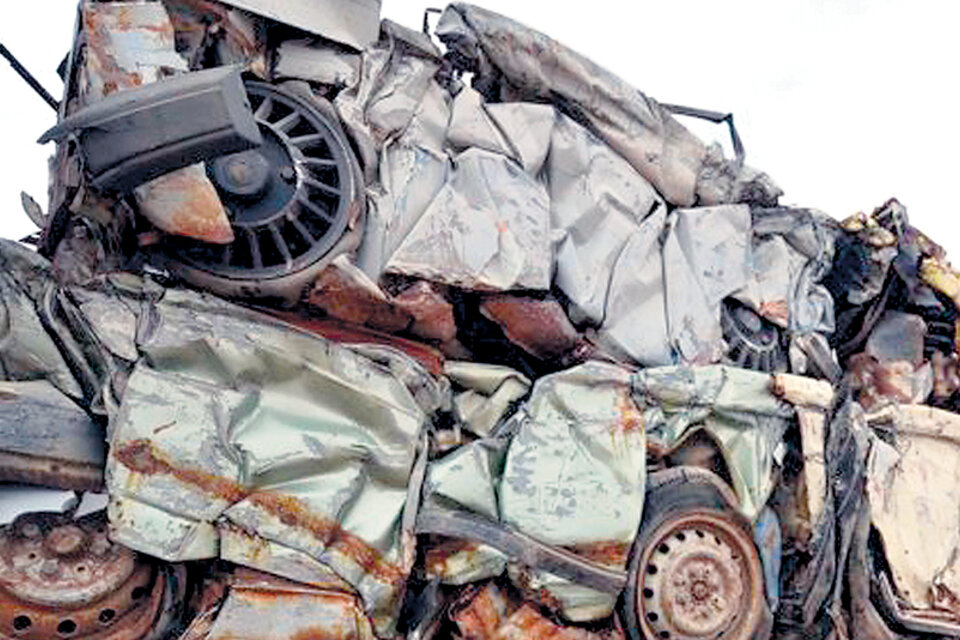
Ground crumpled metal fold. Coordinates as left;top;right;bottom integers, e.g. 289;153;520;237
597;204;752;366
632;365;797;520
385;147;552;291
100;285;431;633
436;3;779;208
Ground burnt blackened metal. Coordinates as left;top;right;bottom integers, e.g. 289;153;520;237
39;66;261;193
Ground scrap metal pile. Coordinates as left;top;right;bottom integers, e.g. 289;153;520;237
4;1;960;639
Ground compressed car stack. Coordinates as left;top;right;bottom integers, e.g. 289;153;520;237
2;1;960;639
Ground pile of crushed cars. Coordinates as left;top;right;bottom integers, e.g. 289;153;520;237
4;1;960;639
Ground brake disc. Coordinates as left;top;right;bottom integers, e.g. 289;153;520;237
161;80;362;301
0;512;175;640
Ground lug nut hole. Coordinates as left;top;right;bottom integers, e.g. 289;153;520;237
57;619;76;636
13;615;32;632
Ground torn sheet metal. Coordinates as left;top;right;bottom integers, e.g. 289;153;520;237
308;254;414;332
335;48;441;170
447;86;555;175
424;539;507;585
499;362;644;547
826;212;899;307
866;404;960;618
220;523;355;592
205;570;375;640
78;1;189;104
39;65;261;193
385;148;552;291
479;295;581;363
349;77;450;277
770;373;835;529
218;0;382;51
0;381;104;492
308;261;461;348
452;583;624;640
848;312;933;409
392;281;457;343
633;366;799;520
436;4;778;209
0;240;83;400
164;0;267;74
598;205;752;366
427;437;505;522
77;0;234;244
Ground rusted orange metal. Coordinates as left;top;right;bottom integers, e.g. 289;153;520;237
114;440;405;587
268;311;446;376
0;512;168;640
479;295;581;361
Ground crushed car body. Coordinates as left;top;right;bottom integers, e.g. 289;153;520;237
3;1;960;640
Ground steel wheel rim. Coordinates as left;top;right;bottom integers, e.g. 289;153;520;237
0;513;166;640
168;81;355;281
636;512;764;640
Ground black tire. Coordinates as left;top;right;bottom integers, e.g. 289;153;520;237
620;467;771;640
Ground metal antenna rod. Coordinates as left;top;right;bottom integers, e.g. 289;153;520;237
0;42;59;111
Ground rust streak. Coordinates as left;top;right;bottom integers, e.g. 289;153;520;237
615;393;643;435
268;312;446;376
115;439;247;503
562;541;631;569
114;440;403;584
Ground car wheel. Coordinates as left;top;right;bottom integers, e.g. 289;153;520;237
621;467;769;640
157;80;364;304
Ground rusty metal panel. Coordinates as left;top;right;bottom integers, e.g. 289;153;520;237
206;572;375;640
74;0;234;244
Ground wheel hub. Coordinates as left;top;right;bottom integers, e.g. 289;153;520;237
211;149;272;198
167;81;356;281
662;548;742;636
0;512;166;640
637;512;762;640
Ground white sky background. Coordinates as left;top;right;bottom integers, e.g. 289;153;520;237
1;0;958;255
